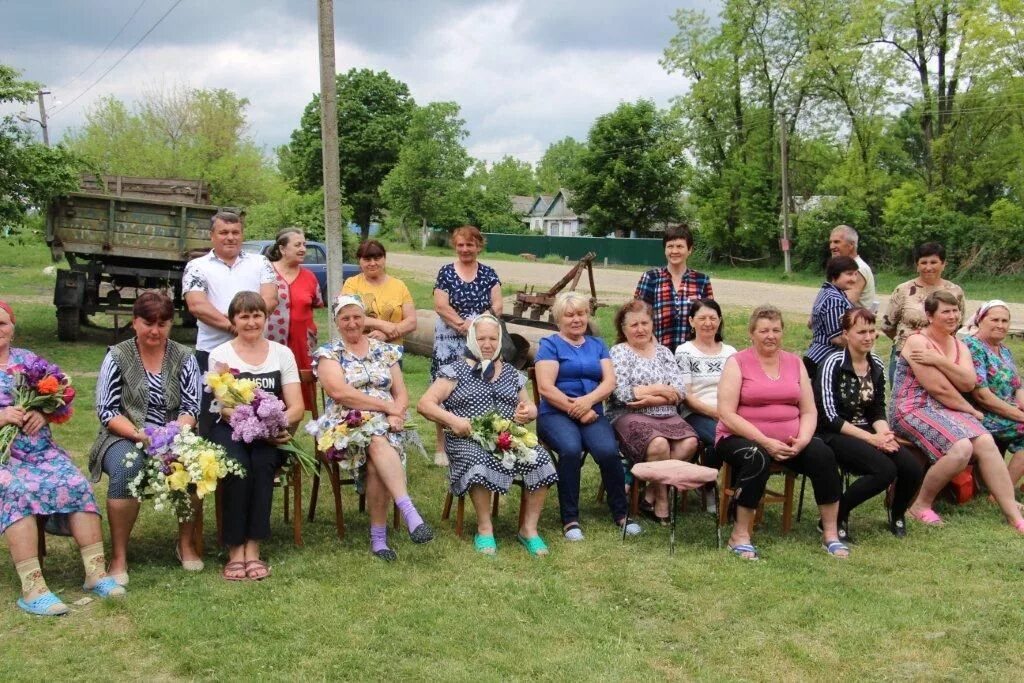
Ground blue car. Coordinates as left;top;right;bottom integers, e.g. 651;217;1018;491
242;240;360;302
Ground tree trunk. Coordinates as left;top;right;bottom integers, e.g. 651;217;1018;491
420;217;428;250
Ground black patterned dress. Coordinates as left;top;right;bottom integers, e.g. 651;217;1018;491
439;359;558;496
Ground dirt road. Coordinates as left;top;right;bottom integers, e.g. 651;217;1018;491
388;252;1024;321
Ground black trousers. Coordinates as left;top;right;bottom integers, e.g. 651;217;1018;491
211;421;286;547
194;350;214;438
819;432;924;522
718;435;842;510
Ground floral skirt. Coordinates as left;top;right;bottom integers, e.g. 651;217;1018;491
0;434;100;533
613;413;697;464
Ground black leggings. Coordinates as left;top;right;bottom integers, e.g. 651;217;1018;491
718;435;842;510
211;421;286;547
820;432;924;522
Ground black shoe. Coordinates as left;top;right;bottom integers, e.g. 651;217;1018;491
409;522;435;544
889;515;907;538
373;547;398;562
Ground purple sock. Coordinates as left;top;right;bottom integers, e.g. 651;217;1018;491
395;496;424;531
370;525;390;553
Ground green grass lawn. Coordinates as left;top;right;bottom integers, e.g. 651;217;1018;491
2;237;1024;680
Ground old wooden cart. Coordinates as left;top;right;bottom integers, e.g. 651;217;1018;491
45;175;223;340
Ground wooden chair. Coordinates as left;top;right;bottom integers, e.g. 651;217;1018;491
716;460;796;547
441;485;528;538
305;370;400;540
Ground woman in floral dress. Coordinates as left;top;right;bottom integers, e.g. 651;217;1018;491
964;300;1024;491
0;300;124;616
314;294;433;560
430;226;503;465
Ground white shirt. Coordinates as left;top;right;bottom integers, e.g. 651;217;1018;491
182;250;276;351
675;341;737;417
207;340;300;413
854;255;878;312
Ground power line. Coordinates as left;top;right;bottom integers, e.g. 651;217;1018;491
55;0;150;93
50;0;186;119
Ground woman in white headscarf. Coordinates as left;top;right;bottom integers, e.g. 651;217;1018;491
964;299;1024;492
313;294;433;561
418;315;557;556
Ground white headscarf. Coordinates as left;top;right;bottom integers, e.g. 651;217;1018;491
331;294;365;319
970;299;1010;330
466;314;503;380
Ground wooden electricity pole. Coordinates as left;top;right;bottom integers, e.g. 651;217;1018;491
778;111;792;274
37;90;50;146
318;0;344;331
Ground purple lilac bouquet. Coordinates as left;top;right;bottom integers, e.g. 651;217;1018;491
228;388;315;474
0;355;75;465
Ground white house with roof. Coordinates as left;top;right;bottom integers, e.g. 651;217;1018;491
520;189;586;236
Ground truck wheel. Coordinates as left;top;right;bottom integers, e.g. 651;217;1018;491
57;307;81;341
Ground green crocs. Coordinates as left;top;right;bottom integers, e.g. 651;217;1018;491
518;534;549;557
473;533;497;555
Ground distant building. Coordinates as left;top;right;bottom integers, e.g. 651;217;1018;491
520;189;586;236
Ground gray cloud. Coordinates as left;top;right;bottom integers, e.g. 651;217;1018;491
1;0;713;164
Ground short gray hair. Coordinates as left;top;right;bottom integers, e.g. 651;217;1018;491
210;211;242;231
831;224;858;248
551;291;590;323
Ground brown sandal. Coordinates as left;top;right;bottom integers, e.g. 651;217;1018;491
222;561;247;581
244;559;270;581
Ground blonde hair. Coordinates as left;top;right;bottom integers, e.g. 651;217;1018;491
551;291;590;323
748;304;784;333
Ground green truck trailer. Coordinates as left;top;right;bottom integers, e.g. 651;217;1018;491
45;175;226;341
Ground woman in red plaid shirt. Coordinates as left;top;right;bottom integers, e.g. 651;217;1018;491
633;225;714;352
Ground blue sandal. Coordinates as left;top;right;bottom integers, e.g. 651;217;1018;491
518;534;549;557
85;576;127;598
17;591;69;616
823;540;850;558
473;534;497;555
728;543;760;560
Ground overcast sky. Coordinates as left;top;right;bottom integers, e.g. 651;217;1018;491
1;0;716;164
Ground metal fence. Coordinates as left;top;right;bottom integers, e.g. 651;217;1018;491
483;233;663;266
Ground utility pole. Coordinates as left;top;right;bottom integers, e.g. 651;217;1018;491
37;90;50;146
317;0;344;335
778;111;791;274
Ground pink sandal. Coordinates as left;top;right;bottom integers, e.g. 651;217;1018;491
909;507;944;526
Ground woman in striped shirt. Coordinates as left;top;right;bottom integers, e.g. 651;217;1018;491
88;291;202;585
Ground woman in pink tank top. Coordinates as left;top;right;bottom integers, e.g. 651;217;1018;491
715;305;847;560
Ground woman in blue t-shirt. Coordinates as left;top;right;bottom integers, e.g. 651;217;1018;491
535;292;642;541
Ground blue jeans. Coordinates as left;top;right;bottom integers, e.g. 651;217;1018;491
537;412;627;526
685;413;720;468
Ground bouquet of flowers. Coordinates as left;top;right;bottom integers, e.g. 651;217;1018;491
467;411;539;470
304;408;390;470
0;356;75;465
205;368;316;475
125;423;245;521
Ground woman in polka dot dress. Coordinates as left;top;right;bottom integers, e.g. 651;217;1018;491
264;229;324;409
418;315;557;556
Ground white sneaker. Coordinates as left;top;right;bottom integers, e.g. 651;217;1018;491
703;488;718;515
433;451;449;467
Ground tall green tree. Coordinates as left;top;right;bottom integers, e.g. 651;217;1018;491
66;85;278;206
282;69;415;240
536;137;586;192
572;99;686;237
464;155;535;233
380;102;471;247
1;64;80;233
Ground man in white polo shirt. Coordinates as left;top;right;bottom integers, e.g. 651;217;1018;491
829;224;877;312
183;211;278;432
